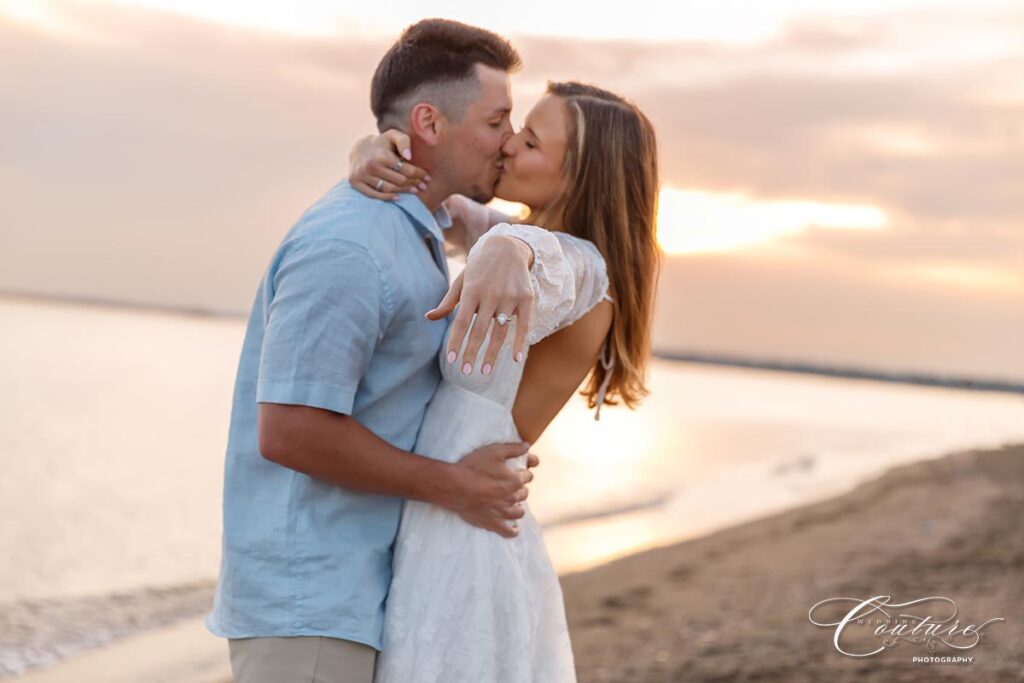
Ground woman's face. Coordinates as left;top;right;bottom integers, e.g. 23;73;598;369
494;94;570;210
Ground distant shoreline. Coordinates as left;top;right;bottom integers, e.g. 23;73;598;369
4;290;1022;395
653;350;1024;396
0;290;245;322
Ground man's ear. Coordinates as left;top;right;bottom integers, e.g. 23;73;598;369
409;103;444;146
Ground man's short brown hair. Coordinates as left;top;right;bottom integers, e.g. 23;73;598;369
370;19;521;131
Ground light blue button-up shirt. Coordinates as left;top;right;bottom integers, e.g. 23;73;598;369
205;179;453;649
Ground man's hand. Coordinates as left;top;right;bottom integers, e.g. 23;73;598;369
425;235;535;374
257;404;541;538
434;441;540;538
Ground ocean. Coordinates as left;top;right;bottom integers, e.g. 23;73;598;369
2;294;1022;675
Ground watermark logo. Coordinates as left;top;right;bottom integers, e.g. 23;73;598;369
808;595;1004;663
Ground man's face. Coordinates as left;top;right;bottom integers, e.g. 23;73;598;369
438;64;514;203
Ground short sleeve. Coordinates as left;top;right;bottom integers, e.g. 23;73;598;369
466;223;609;346
256;237;392;415
549;231;612;334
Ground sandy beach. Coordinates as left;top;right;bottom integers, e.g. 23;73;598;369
562;440;1024;682
10;440;1023;682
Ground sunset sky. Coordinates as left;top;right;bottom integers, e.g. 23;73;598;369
1;0;1022;380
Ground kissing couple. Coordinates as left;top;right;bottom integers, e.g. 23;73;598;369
206;17;661;683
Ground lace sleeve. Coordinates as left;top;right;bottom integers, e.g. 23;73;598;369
549;231;612;335
465;223;610;346
550;233;616;421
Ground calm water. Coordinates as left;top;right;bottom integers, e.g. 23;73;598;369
3;295;1023;605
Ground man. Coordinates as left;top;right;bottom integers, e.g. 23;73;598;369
205;19;545;682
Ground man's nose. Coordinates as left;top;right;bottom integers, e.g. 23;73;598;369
500;136;516;158
500;121;515;146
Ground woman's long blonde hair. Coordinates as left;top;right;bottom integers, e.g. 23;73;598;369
528;81;662;414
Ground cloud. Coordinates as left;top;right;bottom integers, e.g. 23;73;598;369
653;249;1024;381
0;1;1021;379
507;16;1024;288
1;3;385;312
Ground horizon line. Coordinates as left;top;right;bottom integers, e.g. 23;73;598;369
4;289;1022;395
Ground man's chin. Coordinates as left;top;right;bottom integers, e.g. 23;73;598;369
462;169;505;204
465;188;495;204
465;179;500;204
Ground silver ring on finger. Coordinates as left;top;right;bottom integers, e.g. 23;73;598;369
493;312;514;327
393;158;405;172
374;178;384;191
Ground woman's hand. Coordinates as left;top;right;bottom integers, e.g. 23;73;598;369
425;235;535;375
348;130;431;200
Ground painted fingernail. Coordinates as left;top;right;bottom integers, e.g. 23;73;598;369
402;148;412;160
514;351;523;362
411;186;419;194
447;351;456;363
482;362;492;376
424;174;432;182
462;362;472;375
418;181;427;191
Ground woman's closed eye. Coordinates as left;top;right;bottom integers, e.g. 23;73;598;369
515;129;536;149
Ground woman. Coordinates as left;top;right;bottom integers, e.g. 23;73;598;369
349;81;661;682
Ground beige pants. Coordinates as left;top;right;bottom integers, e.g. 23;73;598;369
228;636;377;683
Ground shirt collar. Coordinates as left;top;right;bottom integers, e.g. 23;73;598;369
393;193;452;243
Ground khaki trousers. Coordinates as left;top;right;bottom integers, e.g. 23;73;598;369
228;636;377;683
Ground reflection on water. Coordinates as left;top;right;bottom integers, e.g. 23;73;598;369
535;355;1024;573
2;295;1023;603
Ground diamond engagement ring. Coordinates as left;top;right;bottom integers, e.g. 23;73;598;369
393;158;405;172
374;178;384;191
494;313;513;326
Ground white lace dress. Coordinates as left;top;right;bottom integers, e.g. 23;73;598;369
373;223;613;683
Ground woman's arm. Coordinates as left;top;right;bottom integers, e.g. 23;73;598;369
442;195;518;256
512;301;613;443
466;225;615;441
347;130;526;258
